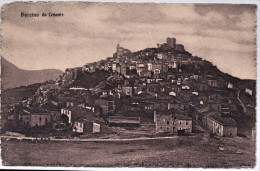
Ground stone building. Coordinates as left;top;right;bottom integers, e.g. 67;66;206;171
154;111;192;135
202;114;237;137
173;114;192;136
167;37;176;49
116;44;131;58
94;98;116;115
63;67;81;82
18;110;51;127
155;112;174;133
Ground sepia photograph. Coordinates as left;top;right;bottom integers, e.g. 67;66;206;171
0;1;258;169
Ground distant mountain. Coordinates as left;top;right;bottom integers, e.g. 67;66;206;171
1;57;63;90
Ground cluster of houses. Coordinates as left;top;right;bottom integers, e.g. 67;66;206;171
3;37;256;138
60;38;200;85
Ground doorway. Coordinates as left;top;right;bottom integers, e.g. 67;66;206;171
178;130;185;136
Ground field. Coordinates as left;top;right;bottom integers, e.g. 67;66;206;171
1;133;256;168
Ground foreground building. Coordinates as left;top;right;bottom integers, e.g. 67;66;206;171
173;114;192;136
61;106;94;125
73;119;101;133
18;109;52;127
154;111;192;135
202;114;237;137
154;113;174;133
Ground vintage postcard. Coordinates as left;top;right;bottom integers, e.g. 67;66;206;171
0;1;258;169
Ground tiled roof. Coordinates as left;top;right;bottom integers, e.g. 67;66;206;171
156;110;175;115
173;114;192;120
210;115;237;126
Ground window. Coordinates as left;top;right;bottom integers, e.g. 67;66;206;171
180;121;181;125
186;122;188;125
45;118;48;123
167;121;170;125
39;117;42;122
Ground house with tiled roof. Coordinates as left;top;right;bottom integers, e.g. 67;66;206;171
202;112;237;137
173;114;192;135
154;111;192;135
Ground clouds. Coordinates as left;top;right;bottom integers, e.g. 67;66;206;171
1;2;256;79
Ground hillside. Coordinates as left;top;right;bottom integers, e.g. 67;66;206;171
70;70;111;89
1;57;63;90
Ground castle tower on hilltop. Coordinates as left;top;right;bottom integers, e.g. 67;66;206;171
116;44;131;58
167;37;176;49
117;44;120;53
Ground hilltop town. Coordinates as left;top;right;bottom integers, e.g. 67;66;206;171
1;37;256;139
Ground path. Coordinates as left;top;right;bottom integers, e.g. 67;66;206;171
237;89;247;113
0;135;179;142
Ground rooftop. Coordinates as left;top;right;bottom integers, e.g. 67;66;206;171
108;116;141;124
210;115;237;126
156;110;176;115
173;114;192;120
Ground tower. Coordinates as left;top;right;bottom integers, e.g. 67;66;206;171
117;44;120;53
167;37;176;49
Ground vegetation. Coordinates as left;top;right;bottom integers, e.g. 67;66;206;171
1;134;255;167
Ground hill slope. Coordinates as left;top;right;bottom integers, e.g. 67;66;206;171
1;57;63;90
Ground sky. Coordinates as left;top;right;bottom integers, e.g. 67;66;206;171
1;2;257;79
